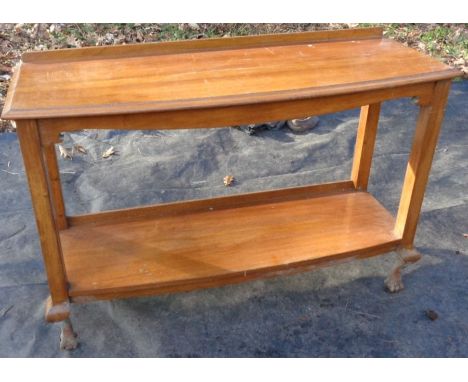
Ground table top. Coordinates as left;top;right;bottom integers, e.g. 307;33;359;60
2;28;459;120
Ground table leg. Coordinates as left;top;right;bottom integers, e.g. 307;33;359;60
351;103;381;190
60;318;78;350
384;247;422;292
43;143;68;230
16;120;71;320
395;80;452;246
387;80;451;292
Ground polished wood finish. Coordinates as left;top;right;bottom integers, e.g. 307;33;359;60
395;80;452;245
2;29;459;345
351;103;381;190
15;120;69;304
60;191;400;301
43;144;68;230
45;296;71;323
2;33;457;120
67;180;355;227
36;81;436;146
21;27;384;64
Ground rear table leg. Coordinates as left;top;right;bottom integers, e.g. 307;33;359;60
385;248;422;293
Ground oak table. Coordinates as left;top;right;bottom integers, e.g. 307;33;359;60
1;27;460;350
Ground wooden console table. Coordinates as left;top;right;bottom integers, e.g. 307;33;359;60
1;27;459;350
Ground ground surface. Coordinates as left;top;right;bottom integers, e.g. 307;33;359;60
0;80;466;357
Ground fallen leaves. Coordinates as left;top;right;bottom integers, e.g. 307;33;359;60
0;64;11;74
223;175;234;187
58;143;88;159
73;144;87;154
102;146;117;158
58;144;72;160
57;142;118;160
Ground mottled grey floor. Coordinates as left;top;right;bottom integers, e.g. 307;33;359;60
0;81;466;357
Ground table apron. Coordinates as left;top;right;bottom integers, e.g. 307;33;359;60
37;81;435;145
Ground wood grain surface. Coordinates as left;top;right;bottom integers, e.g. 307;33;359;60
67;180;356;226
16;120;69;304
60;191;401;299
2;34;458;120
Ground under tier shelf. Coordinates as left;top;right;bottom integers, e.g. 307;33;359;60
60;190;401;301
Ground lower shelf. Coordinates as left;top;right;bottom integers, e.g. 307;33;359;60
60;190;401;301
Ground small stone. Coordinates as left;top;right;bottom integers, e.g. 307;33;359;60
425;309;439;321
287;116;319;133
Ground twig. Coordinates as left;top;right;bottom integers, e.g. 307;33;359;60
3;225;26;240
348;309;381;319
0;305;13;318
1;169;19;175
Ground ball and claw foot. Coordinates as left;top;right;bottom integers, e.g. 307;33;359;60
60;318;78;350
384;269;405;293
384;248;422;293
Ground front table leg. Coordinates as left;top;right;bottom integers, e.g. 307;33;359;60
387;79;451;292
16;120;76;350
395;80;451;245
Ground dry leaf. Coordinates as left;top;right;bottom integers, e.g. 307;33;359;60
58;144;72;160
74;144;87;154
102;146;117;158
223;175;234;187
0;64;12;74
425;309;438;321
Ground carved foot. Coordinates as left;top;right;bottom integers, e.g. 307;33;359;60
385;248;422;293
384;268;404;293
60;318;78;351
